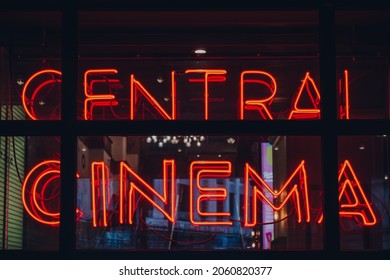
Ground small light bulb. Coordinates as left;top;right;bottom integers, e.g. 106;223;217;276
194;48;206;55
157;76;164;83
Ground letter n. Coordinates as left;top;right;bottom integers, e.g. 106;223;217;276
119;160;176;224
130;73;176;120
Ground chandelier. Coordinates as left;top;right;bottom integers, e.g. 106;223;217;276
146;135;206;148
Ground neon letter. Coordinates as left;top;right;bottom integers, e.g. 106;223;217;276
91;162;110;227
185;69;227;120
22;160;61;226
83;69;120;120
338;160;377;226
22;160;83;226
189;161;232;226
288;72;321;120
339;70;350;119
240;70;277;120
130;72;176;120
22;69;62;120
245;160;311;227
119;160;176;224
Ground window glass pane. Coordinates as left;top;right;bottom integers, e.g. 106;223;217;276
338;136;390;250
0;136;60;250
0;12;61;120
76;135;323;250
78;11;319;121
336;11;390;119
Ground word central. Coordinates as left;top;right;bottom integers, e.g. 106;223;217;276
22;68;350;121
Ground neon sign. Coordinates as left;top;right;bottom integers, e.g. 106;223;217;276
23;159;377;228
22;160;82;226
22;69;62;120
244;160;311;226
22;68;351;120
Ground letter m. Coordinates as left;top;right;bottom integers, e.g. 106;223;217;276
244;160;311;227
119;160;176;224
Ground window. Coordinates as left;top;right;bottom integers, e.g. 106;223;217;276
0;2;389;258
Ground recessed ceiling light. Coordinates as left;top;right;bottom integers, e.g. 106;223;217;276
194;48;206;55
226;137;235;144
156;76;164;83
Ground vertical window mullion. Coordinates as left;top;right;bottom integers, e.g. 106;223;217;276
60;4;78;257
319;4;340;254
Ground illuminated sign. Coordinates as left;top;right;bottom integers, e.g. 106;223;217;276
23;159;377;227
22;68;351;120
22;160;83;226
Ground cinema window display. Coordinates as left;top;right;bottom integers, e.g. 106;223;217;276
0;2;389;255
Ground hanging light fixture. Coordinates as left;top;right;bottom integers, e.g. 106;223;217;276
146;135;206;148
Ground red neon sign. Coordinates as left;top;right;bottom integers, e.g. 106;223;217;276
83;69;120;120
22;160;61;226
130;72;177;120
24;158;378;228
240;71;277;120
22;160;82;226
20;68;338;120
185;69;227;120
339;70;350;119
119;159;176;225
22;69;62;120
19;68;365;121
338;160;377;225
189;161;233;226
91;162;110;227
316;160;377;226
244;160;311;227
288;72;321;120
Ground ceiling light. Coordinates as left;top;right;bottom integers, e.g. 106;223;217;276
194;48;206;55
226;137;236;144
16;78;24;86
156;76;164;83
359;145;365;150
